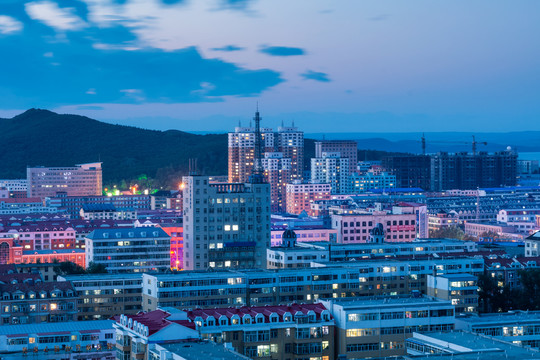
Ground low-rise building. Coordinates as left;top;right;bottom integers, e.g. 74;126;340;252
79;203;137;220
427;274;478;314
320;295;455;359
405;331;540;359
58;273;142;321
0;267;78;325
0;320;115;359
455;311;540;348
85;227;170;273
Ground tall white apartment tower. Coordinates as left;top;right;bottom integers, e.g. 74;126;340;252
182;175;271;270
311;152;351;194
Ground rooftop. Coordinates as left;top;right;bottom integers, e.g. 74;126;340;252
0;320;114;336
160;341;249;360
320;295;452;309
86;227;169;239
456;310;540;325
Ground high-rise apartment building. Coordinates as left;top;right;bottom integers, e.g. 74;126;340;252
285;181;332;216
430;151;517;191
311;152;351;194
228;126;274;183
182;175;271;270
228;114;304;184
382;155;432;190
27;162;102;198
315;140;357;174
276;124;304;180
261;152;291;213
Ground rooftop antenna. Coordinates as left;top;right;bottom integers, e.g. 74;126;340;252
250;104;265;184
421;133;426;155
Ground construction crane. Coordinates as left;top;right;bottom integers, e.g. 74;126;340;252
420;134;487;155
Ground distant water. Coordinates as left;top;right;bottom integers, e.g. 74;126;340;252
519;152;540;161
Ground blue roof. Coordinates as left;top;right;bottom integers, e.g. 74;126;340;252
86;227;169;239
368;188;424;193
82;203;117;211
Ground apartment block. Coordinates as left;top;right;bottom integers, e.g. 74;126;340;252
182;175;271;270
427;273;478;314
58;273;142;321
27;163;102;198
276;125;304;181
311;152;351;194
0;320;115;359
332;212;417;243
285;181;331;216
262;152;292;213
142;256;483;311
315;140;358;174
351;171;396;193
85;228;171;273
320;296;455;358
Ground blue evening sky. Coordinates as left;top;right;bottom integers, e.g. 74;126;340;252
0;0;539;132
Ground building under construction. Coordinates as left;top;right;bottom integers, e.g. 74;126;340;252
383;150;517;191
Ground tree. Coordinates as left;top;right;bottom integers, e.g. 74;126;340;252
86;262;108;274
53;261;86;276
430;226;468;240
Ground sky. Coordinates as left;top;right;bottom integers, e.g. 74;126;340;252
0;0;539;133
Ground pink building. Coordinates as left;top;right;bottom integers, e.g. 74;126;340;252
270;227;337;246
262;152;292;213
0;224;78;251
285;181;331;216
331;211;417;243
27;162;102;198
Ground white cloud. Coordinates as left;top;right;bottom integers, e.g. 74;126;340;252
0;15;23;34
25;1;87;31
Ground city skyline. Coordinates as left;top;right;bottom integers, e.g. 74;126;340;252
0;0;539;132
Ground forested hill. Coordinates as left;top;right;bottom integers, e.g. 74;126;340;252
0;109;228;185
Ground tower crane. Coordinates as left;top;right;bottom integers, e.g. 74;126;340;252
420;134;487;155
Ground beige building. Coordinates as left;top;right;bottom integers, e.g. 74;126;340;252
27;163;102;198
182;175;271;270
320;296;455;359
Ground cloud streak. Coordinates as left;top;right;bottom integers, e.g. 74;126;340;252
301;70;330;82
0;15;23;34
260;45;305;56
25;1;87;31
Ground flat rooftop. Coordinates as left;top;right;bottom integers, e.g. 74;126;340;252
457;310;540;325
321;295;451;308
0;320;114;336
407;331;540;359
161;341;249;360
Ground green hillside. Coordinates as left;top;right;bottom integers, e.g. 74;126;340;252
0;109;228;187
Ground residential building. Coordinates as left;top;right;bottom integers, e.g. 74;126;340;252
0;179;28;192
85;228;171;273
320;295;455;359
261;152;292;213
455;311;540;348
0;197;58;215
47;193;151;217
182;175;271;270
405;331;540;359
27;163;102;198
525;231;540;256
79;203;137;220
311;152;351;194
0;320;115;359
0;267;78;325
161;224;184;270
285;181;331;216
183;303;334;360
149;341;250;360
315;140;357;174
382;155;432;190
276;124;304;181
431;151;518;191
267;238;478;268
331;211;417;243
228;123;275;183
142;256;484;311
58;273;142;321
518;159;539;175
351;171;396;193
427;274;478;313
